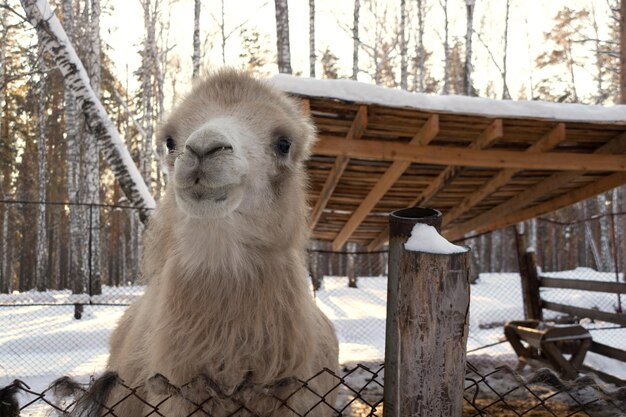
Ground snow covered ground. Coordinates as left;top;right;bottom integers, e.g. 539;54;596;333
1;270;625;395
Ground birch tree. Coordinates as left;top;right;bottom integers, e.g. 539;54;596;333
0;5;10;292
619;0;626;104
35;48;47;291
61;0;84;293
19;0;156;221
399;0;407;90
412;0;428;92
440;0;450;94
140;0;155;192
502;0;511;99
352;0;359;80
192;0;201;79
464;0;475;96
309;0;315;77
274;0;292;73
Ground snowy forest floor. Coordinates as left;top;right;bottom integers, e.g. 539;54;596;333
1;270;625;413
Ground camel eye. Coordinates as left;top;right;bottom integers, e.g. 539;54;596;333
276;137;291;155
166;137;176;152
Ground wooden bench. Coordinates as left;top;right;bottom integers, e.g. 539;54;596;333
505;319;592;379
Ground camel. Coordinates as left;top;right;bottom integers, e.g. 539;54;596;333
102;70;339;416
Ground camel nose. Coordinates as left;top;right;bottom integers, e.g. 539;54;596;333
185;128;234;160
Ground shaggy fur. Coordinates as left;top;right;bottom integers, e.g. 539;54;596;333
104;70;339;416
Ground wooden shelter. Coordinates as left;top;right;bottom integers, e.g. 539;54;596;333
273;76;626;251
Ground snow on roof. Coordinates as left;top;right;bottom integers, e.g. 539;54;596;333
269;74;626;124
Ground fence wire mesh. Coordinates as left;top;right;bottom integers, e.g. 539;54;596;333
3;360;625;417
1;200;625;413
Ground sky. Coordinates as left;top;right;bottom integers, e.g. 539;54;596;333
98;0;614;106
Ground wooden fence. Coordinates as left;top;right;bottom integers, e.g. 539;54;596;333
516;230;626;383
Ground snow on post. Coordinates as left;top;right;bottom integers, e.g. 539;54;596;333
20;0;156;221
384;207;470;417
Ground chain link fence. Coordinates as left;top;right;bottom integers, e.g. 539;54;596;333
1;200;625;410
3;360;625;416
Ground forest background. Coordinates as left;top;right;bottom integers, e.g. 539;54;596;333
0;0;624;293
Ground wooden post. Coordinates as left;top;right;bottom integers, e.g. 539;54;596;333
514;227;543;321
384;207;471;417
348;243;358;288
309;250;323;291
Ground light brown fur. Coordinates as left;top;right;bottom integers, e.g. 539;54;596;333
106;70;339;416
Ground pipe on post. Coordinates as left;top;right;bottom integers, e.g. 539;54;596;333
384;207;471;417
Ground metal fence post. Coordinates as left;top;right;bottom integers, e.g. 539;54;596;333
384;207;471;417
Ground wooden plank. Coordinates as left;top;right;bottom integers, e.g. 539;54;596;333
447;171;626;240
444;131;626;239
365;119;503;251
331;115;439;250
309;106;368;229
540;277;626;294
590;341;626;362
313;134;626;171
542;300;626;326
442;123;566;227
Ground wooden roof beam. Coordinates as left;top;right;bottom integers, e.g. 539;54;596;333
365;118;503;251
444;131;626;240
313;124;626;171
331;115;440;251
309;106;368;230
441;123;567;227
447;171;626;240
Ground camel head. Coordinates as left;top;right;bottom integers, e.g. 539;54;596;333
157;70;314;230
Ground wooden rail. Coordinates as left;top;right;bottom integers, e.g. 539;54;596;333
540;277;626;294
541;300;626;326
515;229;626;374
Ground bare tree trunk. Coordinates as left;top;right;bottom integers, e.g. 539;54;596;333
590;3;605;103
464;0;475;96
309;0;315;77
619;0;626;104
220;0;226;65
84;0;102;295
0;201;9;293
140;0;157;194
441;0;450;94
20;0;155;220
154;5;168;200
274;0;292;74
0;6;5;121
192;0;201;79
399;0;407;89
524;15;534;98
0;7;9;293
60;0;84;293
566;41;578;102
502;0;511;99
414;0;425;92
35;52;47;291
352;0;359;80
